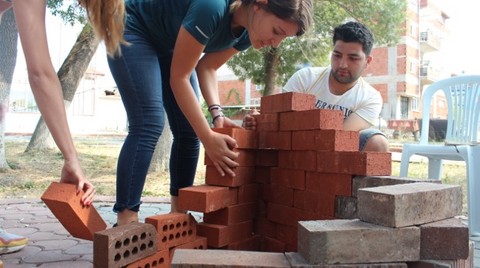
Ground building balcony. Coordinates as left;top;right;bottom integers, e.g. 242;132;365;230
420;65;441;84
420;31;441;52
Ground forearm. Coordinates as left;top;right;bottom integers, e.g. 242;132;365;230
29;73;78;160
197;67;220;107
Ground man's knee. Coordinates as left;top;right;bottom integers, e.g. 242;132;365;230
362;134;389;152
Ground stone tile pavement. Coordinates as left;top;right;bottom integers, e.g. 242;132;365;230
0;197;478;267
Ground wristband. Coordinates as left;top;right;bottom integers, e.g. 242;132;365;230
208;104;222;111
212;114;225;124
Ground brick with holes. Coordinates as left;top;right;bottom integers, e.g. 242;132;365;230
93;222;157;268
145;213;197;250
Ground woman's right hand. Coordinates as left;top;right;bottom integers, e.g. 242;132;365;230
60;158;96;206
203;131;240;177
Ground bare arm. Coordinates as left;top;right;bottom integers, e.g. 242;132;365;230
12;0;94;205
170;26;239;176
343;113;372;131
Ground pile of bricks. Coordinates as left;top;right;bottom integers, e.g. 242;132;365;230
40;92;473;267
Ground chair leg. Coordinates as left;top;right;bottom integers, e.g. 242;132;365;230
427;158;443;180
467;148;480;237
400;152;411;177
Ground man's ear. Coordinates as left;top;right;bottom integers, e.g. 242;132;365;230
366;55;373;65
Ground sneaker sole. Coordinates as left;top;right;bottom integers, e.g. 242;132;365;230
0;244;26;254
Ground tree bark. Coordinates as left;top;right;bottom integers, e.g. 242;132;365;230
263;47;280;96
26;23;99;152
149;112;172;173
0;9;18;169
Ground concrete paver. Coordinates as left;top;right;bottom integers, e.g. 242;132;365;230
0;197;478;267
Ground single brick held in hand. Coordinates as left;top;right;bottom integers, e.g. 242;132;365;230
212;128;258;149
40;182;107;241
204;149;256;166
357;182;463;227
205;166;255;187
93;222;157;268
260;91;316;113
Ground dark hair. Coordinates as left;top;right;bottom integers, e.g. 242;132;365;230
333;21;375;56
231;0;313;36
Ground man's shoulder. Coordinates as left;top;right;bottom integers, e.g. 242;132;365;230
296;66;329;77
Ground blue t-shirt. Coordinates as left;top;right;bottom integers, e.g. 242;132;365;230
125;0;251;56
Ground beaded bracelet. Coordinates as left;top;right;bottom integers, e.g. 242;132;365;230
212;114;225;124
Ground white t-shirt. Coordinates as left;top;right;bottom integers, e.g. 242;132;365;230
283;67;382;126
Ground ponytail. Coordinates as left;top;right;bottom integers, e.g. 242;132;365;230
78;0;127;57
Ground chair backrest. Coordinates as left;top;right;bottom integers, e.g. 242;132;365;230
419;75;480;145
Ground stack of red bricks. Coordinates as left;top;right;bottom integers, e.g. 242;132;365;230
41;182;208;267
177;92;392;252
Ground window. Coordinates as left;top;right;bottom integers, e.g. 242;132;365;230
412;97;419;111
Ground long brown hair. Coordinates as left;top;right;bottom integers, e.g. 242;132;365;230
78;0;127;56
230;0;313;36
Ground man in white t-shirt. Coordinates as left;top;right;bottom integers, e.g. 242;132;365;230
244;21;388;152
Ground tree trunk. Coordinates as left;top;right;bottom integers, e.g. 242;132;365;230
149;112;172;173
263;47;280;96
26;23;99;152
0;9;18;169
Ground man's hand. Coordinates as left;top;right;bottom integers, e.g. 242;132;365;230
242;108;260;130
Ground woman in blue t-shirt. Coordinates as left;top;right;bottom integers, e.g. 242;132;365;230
108;0;313;225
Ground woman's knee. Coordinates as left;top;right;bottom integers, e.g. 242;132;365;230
363;134;389;152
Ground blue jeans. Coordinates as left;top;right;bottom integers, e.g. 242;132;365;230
107;33;200;213
359;128;385;151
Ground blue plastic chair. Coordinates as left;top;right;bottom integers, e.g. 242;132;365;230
400;75;480;236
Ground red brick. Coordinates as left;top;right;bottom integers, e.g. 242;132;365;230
212;128;258;149
93;222;157;268
278;150;317;171
262;184;294;206
353;151;392;176
255;149;279;166
258;131;291;150
305;172;352;196
292;129;359;151
275;224;297;252
178;185;233;213
316;151;355;174
293;189;335;217
237;183;260;203
171;249;291;267
204;202;257;225
255;167;272;184
196;221;253;248
279;109;343;131
254;217;277;238
40;182;106;241
126;249;169;268
226;234;261;251
204;149;256;166
254;113;279;132
205;166;255;187
270;167;306;190
173;236;208;250
145;213;196;249
267;203;318;227
260;236;286;253
260;92;316;113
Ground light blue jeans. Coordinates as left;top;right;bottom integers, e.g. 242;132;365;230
359;128;385;151
107;33;200;213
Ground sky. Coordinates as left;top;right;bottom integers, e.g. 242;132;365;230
438;0;480;75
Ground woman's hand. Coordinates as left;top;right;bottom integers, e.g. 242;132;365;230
203;130;239;177
59;158;95;206
213;115;242;129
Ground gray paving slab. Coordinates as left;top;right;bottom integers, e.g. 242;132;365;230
0;197;478;267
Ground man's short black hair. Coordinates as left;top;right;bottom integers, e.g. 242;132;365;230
333;21;375;56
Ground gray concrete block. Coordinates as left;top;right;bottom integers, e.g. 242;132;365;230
334;195;357;219
285;252;408;268
298;219;420;264
352;176;440;197
357;182;462;227
420;218;469;260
